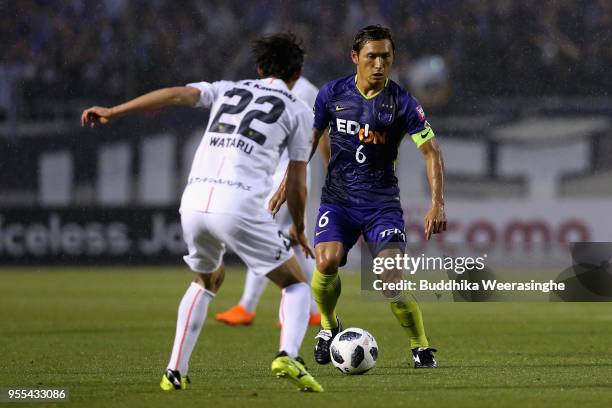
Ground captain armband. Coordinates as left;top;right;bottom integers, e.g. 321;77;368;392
410;127;436;148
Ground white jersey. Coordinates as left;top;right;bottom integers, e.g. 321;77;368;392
181;78;313;216
266;77;319;234
293;76;319;109
272;76;319;183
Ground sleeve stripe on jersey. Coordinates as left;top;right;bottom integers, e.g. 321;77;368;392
411;127;435;147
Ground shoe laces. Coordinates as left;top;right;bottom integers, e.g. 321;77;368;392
315;330;333;341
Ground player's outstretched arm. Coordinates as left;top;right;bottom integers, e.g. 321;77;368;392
268;128;328;214
420;139;447;240
81;86;201;127
285;160;314;258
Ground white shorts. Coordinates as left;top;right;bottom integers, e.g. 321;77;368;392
274;205;293;238
180;209;294;276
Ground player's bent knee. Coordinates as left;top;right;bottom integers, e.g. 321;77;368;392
193;265;225;293
315;255;341;275
315;242;344;275
267;256;306;288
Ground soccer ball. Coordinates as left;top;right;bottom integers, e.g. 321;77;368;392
330;328;378;374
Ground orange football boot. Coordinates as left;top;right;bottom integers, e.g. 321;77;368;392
308;312;321;326
215;304;255;326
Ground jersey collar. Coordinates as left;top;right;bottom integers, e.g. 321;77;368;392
354;74;389;100
263;77;290;91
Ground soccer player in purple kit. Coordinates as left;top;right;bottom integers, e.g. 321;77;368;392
271;25;446;368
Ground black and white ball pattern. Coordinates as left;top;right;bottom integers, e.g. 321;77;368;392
330;328;378;374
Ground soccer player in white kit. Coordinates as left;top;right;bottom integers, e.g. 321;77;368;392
81;34;324;393
215;76;327;326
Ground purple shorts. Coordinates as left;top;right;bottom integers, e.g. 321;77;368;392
313;203;406;266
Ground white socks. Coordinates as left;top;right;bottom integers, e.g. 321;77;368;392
278;282;310;358
240;267;269;312
167;279;310;371
239;245;318;314
167;282;215;375
293;245;318;314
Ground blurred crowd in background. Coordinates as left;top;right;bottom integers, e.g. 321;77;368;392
1;0;611;222
1;0;612;118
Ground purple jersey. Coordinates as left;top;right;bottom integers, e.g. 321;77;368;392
314;75;435;206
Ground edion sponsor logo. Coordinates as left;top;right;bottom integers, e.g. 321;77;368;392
405;218;590;250
335;119;386;144
0;214;130;257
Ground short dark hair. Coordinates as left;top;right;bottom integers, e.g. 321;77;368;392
252;33;304;82
352;25;395;55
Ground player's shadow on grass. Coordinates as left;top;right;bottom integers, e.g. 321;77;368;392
317;364;455;377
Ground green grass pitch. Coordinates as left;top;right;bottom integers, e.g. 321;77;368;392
1;267;611;407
